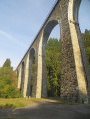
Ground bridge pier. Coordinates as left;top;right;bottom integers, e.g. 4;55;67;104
16;0;90;103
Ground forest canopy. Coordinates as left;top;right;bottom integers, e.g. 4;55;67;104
46;29;90;97
82;29;90;63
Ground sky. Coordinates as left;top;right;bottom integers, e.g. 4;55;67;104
0;0;90;70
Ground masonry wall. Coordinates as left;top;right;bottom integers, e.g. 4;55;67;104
59;0;79;102
16;0;90;102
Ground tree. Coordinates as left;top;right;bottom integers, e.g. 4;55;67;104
3;58;11;67
46;30;90;97
82;29;90;63
0;59;21;98
46;38;61;97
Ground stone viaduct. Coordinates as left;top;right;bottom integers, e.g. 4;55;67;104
16;0;90;102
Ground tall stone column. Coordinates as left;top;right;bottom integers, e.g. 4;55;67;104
23;54;29;97
36;32;47;98
60;0;88;102
17;66;22;89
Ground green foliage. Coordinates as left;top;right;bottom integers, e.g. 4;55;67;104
46;38;61;97
46;30;90;97
82;29;90;63
3;59;11;67
0;60;21;98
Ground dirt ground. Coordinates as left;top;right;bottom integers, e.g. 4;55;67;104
0;101;90;119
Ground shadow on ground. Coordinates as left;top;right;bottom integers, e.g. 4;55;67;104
0;101;90;119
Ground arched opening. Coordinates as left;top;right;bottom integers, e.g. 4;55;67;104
20;61;25;92
79;0;90;63
79;0;90;33
28;48;35;97
71;0;90;101
42;20;61;98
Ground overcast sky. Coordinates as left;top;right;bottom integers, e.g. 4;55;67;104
0;0;90;70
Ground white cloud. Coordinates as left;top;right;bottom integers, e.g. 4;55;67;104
0;30;27;47
0;30;13;39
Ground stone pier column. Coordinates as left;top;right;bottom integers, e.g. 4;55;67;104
36;33;47;98
60;0;88;102
23;54;29;97
17;66;22;89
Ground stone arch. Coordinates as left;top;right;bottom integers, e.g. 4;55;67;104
77;0;90;97
42;20;61;48
41;19;61;97
43;20;59;43
27;48;35;97
73;0;81;23
30;48;35;60
16;0;90;102
68;0;89;102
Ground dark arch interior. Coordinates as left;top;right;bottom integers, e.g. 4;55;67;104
28;48;35;97
30;48;35;59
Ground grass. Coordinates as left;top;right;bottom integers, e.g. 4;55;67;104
0;98;89;109
0;98;48;109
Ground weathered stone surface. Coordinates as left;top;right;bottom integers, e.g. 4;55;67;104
16;0;90;103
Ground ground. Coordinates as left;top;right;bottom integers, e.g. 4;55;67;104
0;100;90;119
